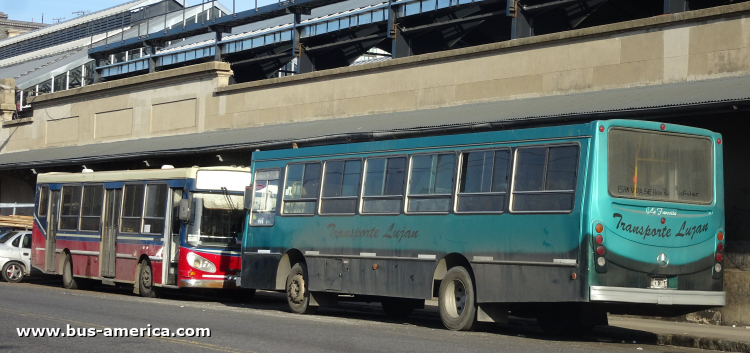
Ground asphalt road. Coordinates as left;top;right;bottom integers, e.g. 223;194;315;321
1;276;701;353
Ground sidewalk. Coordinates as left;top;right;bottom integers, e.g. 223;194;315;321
603;316;750;352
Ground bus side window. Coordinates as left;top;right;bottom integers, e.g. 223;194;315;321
456;149;510;213
252;170;280;225
80;185;104;231
361;157;406;214
320;160;362;215
143;184;169;234
121;184;145;233
282;163;321;215
59;185;82;230
38;186;49;217
511;145;579;212
407;153;456;213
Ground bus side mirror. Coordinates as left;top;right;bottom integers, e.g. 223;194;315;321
179;199;190;221
244;186;252;210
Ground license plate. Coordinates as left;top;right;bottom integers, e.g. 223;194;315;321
651;278;668;289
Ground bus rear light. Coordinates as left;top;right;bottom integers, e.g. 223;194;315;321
597;257;606;266
595;223;603;233
715;263;722;273
717;138;722;145
596;246;605;256
599;126;605;133
595;234;603;245
660;123;666;130
661;218;665;225
716;253;723;262
718;232;724;241
717;243;724;252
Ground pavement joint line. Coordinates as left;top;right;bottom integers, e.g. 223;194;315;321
0;307;250;353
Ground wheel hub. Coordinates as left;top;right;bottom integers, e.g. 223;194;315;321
443;279;467;319
142;267;152;288
288;275;305;304
6;264;21;280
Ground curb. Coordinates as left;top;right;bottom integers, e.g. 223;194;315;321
657;334;750;353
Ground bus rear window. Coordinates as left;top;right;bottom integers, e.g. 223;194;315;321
608;128;713;204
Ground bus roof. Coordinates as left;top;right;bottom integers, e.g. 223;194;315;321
36;166;250;184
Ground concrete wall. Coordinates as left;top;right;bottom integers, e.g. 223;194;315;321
5;3;750;154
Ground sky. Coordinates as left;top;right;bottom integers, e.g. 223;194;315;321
2;0;276;24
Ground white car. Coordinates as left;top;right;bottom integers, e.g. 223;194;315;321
0;230;32;283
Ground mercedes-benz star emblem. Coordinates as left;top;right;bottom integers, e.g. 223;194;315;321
657;253;669;267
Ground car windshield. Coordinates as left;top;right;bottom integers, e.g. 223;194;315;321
186;193;244;248
0;231;19;244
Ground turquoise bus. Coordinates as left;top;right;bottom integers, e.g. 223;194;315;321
238;119;725;333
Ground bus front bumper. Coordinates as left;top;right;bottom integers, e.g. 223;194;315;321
590;286;725;306
179;278;238;289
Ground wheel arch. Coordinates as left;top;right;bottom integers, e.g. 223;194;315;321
275;249;305;290
431;253;474;297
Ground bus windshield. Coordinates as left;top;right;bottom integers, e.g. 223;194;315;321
608;128;713;204
187;193;244;247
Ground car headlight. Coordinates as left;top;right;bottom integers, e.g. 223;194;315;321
186;252;216;273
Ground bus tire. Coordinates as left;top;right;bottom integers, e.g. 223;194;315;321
2;262;25;283
139;260;162;298
62;254;80;289
439;266;477;331
286;262;317;314
381;299;417;319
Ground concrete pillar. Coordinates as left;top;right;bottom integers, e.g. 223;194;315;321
664;0;689;14
293;12;314;73
0;78;16;121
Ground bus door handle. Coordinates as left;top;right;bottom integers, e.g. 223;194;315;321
23;252;29;256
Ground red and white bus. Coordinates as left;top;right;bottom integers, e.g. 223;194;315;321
31;166;251;297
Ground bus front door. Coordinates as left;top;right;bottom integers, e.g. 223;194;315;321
45;190;60;273
164;188;183;286
100;189;121;278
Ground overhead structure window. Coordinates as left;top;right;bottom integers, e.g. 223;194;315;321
143;184;168;234
283;163;321;215
38;186;49;217
456;149;510;213
362;157;406;214
60;186;82;230
321;160;362;214
80;185;104;231
251;170;279;225
121;184;145;233
512;145;579;212
407;153;455;212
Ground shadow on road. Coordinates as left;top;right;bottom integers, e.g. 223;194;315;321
11;275;659;347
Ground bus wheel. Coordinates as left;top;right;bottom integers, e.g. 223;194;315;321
139;260;162;298
286;263;317;314
2;262;25;283
62;254;81;289
438;266;477;331
381;299;418;319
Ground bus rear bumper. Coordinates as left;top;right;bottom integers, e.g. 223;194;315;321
179;278;238;289
590;286;725;306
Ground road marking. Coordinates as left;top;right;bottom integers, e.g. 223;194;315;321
0;307;251;353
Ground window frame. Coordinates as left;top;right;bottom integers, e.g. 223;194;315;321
250;168;281;227
606;127;714;205
119;183;146;234
79;184;105;232
38;185;49;218
454;147;512;215
142;182;169;235
281;161;323;216
359;154;408;216
509;142;580;214
58;184;83;231
405;151;458;215
319;158;363;216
